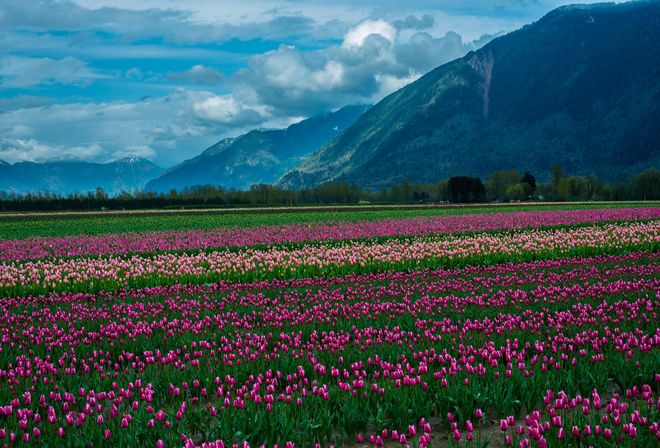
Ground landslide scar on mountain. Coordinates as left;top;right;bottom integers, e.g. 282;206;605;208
469;51;495;121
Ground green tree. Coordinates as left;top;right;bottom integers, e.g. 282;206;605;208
402;180;413;202
505;184;526;201
567;176;589;199
379;186;389;202
94;187;108;202
520;172;537;198
390;183;401;202
437;180;448;202
551;163;564;187
556;178;570;201
634;168;660;200
448;175;485;203
585;174;604;200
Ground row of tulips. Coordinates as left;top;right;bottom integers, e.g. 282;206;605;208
1;218;659;298
1;248;660;446
2;207;659;262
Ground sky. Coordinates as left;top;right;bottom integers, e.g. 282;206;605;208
0;0;611;169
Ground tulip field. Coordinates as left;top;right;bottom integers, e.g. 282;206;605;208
1;204;660;448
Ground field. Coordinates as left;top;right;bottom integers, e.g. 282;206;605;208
1;203;660;447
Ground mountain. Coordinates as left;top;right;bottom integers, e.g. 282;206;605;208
145;105;369;193
277;1;660;190
0;160;43;193
1;156;163;195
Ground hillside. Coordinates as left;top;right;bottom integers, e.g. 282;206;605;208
146;105;369;193
277;1;660;190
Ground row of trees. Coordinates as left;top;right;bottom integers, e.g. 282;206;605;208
1;166;660;211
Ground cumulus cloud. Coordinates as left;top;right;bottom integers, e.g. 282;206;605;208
395;31;471;73
229;20;405;116
166;65;225;86
191;93;267;126
343;19;397;47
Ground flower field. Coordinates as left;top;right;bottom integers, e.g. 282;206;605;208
1;204;660;447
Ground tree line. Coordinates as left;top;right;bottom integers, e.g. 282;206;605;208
1;165;660;212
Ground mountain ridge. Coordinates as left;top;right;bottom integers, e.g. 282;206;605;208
276;1;660;190
146;105;369;193
0;157;163;195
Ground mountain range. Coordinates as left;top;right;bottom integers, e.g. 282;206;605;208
145;105;368;193
277;0;660;190
0;156;162;196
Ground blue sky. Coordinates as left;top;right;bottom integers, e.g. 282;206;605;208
0;0;610;169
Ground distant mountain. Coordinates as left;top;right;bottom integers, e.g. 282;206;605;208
0;156;163;195
277;1;660;190
0;160;43;193
146;105;369;193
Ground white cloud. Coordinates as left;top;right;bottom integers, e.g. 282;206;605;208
394;31;498;74
0;56;99;88
226;16;489;117
343;19;397;47
0;139;104;164
166;65;225;86
111;145;156;161
0;88;286;167
191;93;268;125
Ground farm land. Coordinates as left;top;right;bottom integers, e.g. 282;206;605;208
1;202;660;447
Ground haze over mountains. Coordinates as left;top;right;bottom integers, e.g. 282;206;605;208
0;156;162;196
2;1;659;196
146;105;368;193
0;107;367;196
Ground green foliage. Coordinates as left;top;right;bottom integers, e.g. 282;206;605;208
521;171;536;194
505;184;526;201
448;175;486;203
